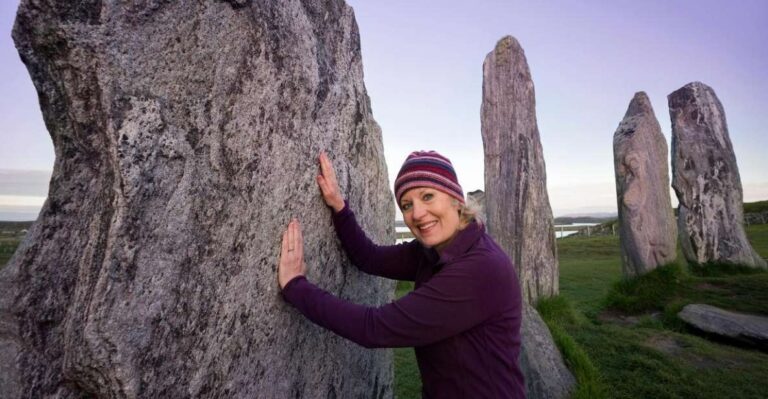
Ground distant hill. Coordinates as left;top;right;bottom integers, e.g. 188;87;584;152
744;200;768;214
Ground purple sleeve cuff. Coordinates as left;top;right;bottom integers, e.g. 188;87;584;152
281;275;308;302
332;199;351;222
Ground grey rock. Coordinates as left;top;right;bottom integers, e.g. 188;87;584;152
1;1;395;398
678;304;768;350
481;36;574;399
466;189;486;224
669;82;766;268
481;35;559;303
519;303;575;399
613;92;677;277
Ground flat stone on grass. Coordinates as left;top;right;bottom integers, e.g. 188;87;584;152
678;304;768;352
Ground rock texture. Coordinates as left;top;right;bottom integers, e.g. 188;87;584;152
466;189;486;224
613;92;677;277
678;304;768;351
0;1;395;398
481;36;574;399
481;35;559;303
519;303;576;399
669;82;766;269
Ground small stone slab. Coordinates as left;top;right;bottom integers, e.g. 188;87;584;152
678;304;768;351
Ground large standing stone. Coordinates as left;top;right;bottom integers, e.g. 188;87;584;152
0;1;395;398
481;35;559;303
481;36;573;399
669;82;766;268
613;92;677;277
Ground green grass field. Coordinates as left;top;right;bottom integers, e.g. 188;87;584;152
541;223;768;399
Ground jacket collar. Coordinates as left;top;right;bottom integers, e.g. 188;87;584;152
422;221;485;265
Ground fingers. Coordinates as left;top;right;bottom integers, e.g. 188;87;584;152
319;151;338;184
280;224;289;260
296;220;303;259
288;219;296;254
316;174;328;192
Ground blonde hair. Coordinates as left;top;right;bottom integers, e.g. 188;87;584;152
452;199;478;227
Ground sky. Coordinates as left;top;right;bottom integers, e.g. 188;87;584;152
1;0;767;220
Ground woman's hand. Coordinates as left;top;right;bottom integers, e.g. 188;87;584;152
279;219;306;289
316;151;345;213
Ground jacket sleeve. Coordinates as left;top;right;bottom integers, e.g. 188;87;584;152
332;201;419;281
281;255;503;349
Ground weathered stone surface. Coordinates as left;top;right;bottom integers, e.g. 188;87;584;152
613;92;677;277
669;82;766;268
678;304;768;351
466;189;486;224
0;1;395;398
480;36;574;399
519;303;575;399
481;35;559;303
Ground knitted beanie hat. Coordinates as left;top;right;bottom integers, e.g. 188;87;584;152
394;150;465;205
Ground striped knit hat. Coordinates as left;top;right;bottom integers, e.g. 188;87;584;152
394;151;465;204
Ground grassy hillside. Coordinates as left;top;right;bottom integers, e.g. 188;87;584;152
744;200;768;214
541;224;768;399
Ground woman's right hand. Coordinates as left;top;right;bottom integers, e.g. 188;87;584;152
316;151;345;213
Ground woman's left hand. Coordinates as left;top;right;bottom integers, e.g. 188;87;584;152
278;219;306;289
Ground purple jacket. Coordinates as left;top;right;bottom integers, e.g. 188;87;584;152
282;204;525;398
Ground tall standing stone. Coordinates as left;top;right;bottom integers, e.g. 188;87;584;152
669;82;766;269
0;1;395;397
481;36;574;399
613;92;677;277
481;35;559;303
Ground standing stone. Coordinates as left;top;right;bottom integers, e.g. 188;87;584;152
613;92;677;277
481;36;574;399
466;189;486;224
669;82;766;268
481;35;559;303
0;1;395;398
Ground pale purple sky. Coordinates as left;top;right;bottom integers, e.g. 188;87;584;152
1;0;767;219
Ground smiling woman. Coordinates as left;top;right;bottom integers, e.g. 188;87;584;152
278;150;526;398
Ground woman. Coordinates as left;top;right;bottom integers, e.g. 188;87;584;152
279;150;525;398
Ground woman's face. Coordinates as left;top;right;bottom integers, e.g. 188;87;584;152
400;187;461;251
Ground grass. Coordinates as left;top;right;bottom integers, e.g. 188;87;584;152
0;237;22;269
746;223;768;255
543;223;768;398
537;296;608;399
0;222;30;269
